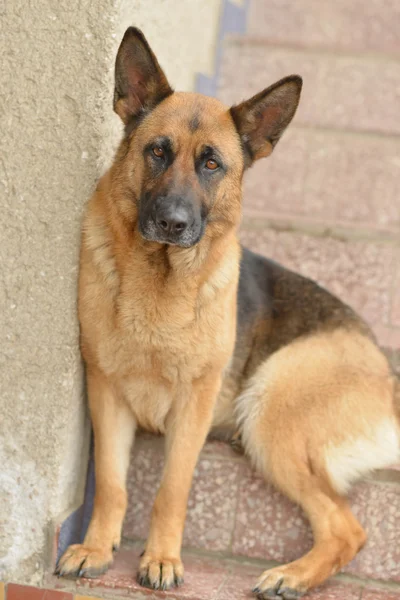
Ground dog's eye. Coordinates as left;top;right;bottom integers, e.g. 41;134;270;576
205;159;219;171
152;147;165;159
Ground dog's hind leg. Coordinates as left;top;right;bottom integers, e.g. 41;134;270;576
237;329;398;599
56;370;136;578
251;464;366;599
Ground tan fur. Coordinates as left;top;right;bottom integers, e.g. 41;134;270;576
57;28;400;599
236;329;398;595
56;91;242;583
237;329;398;485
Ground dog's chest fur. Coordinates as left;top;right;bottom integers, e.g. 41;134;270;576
79;207;239;433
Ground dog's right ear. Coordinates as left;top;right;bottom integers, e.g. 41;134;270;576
114;27;173;125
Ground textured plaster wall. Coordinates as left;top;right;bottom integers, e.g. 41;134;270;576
0;0;222;584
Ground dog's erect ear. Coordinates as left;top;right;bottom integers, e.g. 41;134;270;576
230;75;302;167
114;27;173;125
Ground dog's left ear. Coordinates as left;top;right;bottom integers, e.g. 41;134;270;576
230;75;302;167
114;27;173;125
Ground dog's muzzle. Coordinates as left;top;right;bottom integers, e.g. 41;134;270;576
139;196;204;247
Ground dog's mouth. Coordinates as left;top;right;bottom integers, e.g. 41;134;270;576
138;219;205;248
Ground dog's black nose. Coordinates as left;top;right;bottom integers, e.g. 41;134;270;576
155;204;190;237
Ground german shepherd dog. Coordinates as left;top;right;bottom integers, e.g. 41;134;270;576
56;28;400;599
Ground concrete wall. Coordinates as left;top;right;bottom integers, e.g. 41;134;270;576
0;0;222;584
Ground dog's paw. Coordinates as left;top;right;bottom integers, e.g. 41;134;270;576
55;544;113;579
137;553;184;590
252;566;306;600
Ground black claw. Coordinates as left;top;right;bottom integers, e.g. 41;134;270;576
76;558;87;579
137;572;151;588
252;587;260;594
275;577;284;592
54;559;66;577
279;588;302;600
264;592;279;600
137;565;183;591
143;567;161;590
57;567;80;579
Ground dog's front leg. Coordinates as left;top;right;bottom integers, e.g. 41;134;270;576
56;370;136;578
138;372;221;590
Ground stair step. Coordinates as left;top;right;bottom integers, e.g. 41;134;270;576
217;37;400;137
47;543;400;600
245;0;400;56
123;435;400;583
238;126;400;234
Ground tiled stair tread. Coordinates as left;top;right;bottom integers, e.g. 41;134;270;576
130;434;400;480
47;544;400;599
134;433;400;470
124;435;400;581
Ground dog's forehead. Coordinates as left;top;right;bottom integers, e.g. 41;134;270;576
141;92;238;140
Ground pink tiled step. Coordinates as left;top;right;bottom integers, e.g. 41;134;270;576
239;127;400;233
48;544;400;600
218;37;400;136
246;0;400;56
124;435;400;583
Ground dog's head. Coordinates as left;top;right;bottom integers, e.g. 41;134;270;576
113;28;302;248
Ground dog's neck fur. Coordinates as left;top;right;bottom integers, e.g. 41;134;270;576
92;168;241;306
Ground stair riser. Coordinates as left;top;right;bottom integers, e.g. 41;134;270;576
219;40;400;137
